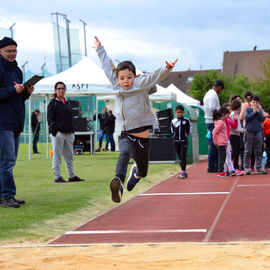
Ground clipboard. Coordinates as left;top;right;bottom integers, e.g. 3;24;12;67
24;75;44;88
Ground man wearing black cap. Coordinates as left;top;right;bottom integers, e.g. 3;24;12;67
203;80;224;173
0;37;34;208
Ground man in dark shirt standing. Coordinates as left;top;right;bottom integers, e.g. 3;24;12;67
31;109;41;154
104;110;116;151
0;37;34;208
93;107;109;151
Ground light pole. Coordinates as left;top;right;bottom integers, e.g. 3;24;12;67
41;62;46;77
79;19;87;56
9;23;16;39
21;61;28;82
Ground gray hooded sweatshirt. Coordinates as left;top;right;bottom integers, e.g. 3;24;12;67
96;46;172;132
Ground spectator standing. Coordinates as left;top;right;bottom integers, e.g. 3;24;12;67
47;81;85;183
93;107;109;152
104;110;116;151
263;107;270;169
0;37;34;208
244;95;266;175
31;109;41;154
203;80;224;173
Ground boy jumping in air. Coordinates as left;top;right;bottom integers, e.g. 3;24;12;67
93;36;178;203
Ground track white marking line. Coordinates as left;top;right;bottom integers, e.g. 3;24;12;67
203;176;240;242
237;184;270;187
65;229;207;235
140;192;230;196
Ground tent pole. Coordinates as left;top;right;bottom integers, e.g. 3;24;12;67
28;96;32;161
95;96;98;152
45;96;49;158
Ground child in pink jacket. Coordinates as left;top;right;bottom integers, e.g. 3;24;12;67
223;103;239;176
212;107;230;177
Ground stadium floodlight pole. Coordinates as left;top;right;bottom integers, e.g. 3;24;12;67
64;15;72;67
51;12;64;72
79;19;87;56
41;62;46;76
9;23;16;39
21;61;28;82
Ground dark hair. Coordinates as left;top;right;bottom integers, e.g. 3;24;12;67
108;110;112;114
34;109;40;113
222;102;231;108
53;81;66;97
251;95;260;102
231;99;241;111
244;90;253;100
116;61;136;76
175;104;184;111
229;94;241;103
213;106;229;121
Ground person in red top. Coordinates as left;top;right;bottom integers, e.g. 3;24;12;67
263;107;270;169
223;103;238;176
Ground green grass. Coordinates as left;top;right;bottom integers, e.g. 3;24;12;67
0;143;179;244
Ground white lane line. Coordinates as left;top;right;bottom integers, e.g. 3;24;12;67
203;176;240;242
65;229;207;235
237;184;270;187
140;192;230;196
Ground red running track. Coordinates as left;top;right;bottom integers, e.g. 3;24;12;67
50;159;270;244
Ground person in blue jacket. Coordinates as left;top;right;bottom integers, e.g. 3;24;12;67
0;37;34;208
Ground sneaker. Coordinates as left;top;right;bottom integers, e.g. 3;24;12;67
229;171;236;176
244;169;251;175
225;171;230;177
127;164;141;191
256;169;267;175
68;175;85;182
55;176;68;183
110;177;124;203
236;170;244;176
1;197;20;208
250;168;255;173
12;197;25;205
178;172;188;179
217;172;227;177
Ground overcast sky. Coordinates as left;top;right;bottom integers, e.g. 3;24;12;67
0;0;270;75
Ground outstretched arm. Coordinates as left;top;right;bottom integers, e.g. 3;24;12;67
93;36;118;88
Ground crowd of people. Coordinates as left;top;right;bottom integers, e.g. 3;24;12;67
1;35;269;209
204;81;270;177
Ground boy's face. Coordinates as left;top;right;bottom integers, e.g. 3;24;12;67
175;109;184;118
117;69;135;90
251;100;259;107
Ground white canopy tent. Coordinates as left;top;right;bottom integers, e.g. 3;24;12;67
166;84;200;106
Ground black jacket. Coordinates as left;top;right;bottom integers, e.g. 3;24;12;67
31;112;40;132
47;97;74;136
171;117;191;142
104;114;116;133
0;54;29;132
93;112;108;130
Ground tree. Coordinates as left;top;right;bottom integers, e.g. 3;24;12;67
188;71;250;105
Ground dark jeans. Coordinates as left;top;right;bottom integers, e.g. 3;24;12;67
230;135;240;170
206;123;218;170
105;132;115;151
99;129;109;149
32;129;40;153
175;141;188;171
217;146;226;172
265;134;270;168
0;131;20;198
116;133;149;183
239;132;244;170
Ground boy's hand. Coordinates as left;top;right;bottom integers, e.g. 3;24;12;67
93;36;101;50
165;59;178;71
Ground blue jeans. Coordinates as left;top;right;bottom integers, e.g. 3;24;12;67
105;132;115;151
206;123;218;170
99;129;109;149
0;131;20;198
